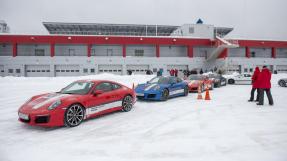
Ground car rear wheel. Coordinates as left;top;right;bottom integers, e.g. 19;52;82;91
184;86;188;96
228;79;235;84
122;95;133;112
64;104;85;127
162;89;169;101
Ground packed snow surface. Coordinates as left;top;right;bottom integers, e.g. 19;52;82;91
0;73;287;161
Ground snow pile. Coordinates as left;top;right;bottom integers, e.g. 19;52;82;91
0;73;287;161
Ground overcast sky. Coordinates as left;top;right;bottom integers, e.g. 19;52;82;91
1;0;287;40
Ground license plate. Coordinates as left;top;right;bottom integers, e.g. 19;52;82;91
136;93;144;96
19;112;29;120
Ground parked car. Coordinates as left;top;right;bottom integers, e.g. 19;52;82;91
135;76;188;101
18;80;136;127
227;73;252;84
208;73;227;87
278;78;287;87
185;75;214;92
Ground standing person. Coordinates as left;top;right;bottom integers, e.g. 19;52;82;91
248;67;260;102
257;66;274;106
200;69;204;75
174;68;178;77
170;68;175;76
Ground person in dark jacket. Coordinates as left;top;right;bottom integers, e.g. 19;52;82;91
200;69;203;74
257;66;274;106
248;67;260;102
174;69;178;77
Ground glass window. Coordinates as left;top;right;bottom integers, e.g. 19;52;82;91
35;49;45;56
8;69;13;73
112;83;121;90
149;76;169;84
90;69;95;73
189;27;194;34
16;69;21;73
61;82;94;94
135;49;144;56
83;68;88;73
69;49;75;56
95;82;113;92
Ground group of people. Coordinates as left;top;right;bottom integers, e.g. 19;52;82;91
169;69;178;77
249;66;274;106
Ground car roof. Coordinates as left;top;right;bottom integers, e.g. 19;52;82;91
76;79;119;84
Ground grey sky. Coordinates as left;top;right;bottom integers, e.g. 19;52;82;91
1;0;287;40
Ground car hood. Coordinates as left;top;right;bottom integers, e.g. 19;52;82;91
21;93;70;111
186;80;201;85
136;83;169;91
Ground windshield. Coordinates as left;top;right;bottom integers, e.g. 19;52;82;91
208;74;218;78
149;77;169;84
188;75;203;80
61;82;94;94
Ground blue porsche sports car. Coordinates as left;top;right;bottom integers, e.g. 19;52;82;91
135;76;189;101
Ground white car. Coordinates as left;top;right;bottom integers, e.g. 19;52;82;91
227;73;252;85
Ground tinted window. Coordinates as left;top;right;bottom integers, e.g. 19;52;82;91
95;82;113;92
149;76;169;84
188;75;203;80
61;82;94;94
176;77;182;83
112;83;121;90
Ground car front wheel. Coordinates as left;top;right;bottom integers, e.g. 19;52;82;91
122;95;133;112
162;89;169;101
279;80;286;87
64;104;85;127
228;79;235;84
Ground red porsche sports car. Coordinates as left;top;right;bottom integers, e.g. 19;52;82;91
18;80;136;127
185;75;214;92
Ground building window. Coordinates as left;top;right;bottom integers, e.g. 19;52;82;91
189;27;194;34
69;49;75;56
107;49;113;56
251;51;256;57
90;69;95;73
244;68;248;73
35;49;45;56
16;69;21;73
83;68;88;73
91;49;95;56
8;69;13;73
135;49;144;56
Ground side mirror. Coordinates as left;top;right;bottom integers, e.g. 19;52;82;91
93;90;104;96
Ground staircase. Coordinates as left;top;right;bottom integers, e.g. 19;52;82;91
206;36;239;61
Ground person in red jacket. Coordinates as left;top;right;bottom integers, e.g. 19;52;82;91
257;66;274;106
248;67;260;102
169;69;175;76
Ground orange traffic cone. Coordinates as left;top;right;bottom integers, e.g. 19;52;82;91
197;83;203;100
204;85;211;100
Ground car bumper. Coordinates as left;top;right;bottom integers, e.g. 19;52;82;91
18;108;66;127
136;91;162;100
188;86;199;92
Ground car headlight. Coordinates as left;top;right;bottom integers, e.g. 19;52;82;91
153;85;161;90
48;100;62;110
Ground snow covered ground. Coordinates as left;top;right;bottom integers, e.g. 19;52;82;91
0;73;287;161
